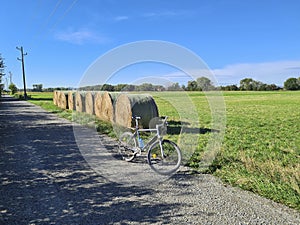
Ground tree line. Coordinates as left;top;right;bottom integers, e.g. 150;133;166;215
78;76;300;92
17;76;298;92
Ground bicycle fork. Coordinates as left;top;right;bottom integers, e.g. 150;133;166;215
158;139;165;159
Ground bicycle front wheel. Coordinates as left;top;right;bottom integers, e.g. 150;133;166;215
147;139;181;175
118;132;137;162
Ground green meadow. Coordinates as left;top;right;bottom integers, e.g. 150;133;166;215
153;91;300;210
26;91;300;210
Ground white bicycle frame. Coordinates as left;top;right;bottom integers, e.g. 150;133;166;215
131;116;167;156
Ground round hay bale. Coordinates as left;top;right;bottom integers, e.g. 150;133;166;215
115;93;159;128
68;91;76;110
85;92;95;115
58;91;69;109
94;91;104;119
75;92;86;112
99;92;114;122
53;90;59;106
56;91;62;108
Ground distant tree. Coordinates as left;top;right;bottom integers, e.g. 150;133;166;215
167;82;182;91
32;84;43;92
240;78;256;90
136;83;155;91
101;84;115;91
114;84;127;92
265;84;281;91
122;84;136;91
81;85;94;91
155;85;166;91
197;77;214;91
221;85;239;91
254;81;265;91
43;87;55;92
186;80;198;91
284;78;300;90
9;83;18;94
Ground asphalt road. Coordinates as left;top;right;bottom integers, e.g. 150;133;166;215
0;96;299;225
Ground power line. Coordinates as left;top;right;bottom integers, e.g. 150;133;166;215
51;0;78;30
40;0;63;32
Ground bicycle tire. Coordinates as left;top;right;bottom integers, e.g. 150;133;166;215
147;139;181;175
118;132;137;162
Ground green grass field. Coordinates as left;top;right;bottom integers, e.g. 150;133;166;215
25;91;300;210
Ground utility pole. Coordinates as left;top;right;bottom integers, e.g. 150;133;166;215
9;71;12;84
5;77;8;91
16;46;27;100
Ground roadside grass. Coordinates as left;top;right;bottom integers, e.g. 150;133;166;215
25;91;300;210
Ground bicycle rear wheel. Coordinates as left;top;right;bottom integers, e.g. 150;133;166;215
118;132;137;161
147;139;181;175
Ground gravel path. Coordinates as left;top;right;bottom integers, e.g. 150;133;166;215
0;96;299;225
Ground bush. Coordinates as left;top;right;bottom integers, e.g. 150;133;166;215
284;78;300;90
9;83;18;94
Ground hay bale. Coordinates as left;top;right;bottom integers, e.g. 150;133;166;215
94;91;104;119
85;92;95;115
94;91;116;122
75;91;86;112
68;91;76;110
99;92;116;122
57;91;69;109
115;93;159;128
53;90;59;106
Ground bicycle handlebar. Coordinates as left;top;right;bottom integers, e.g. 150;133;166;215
132;116;168;123
132;116;141;120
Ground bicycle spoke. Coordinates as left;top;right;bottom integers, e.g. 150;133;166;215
147;140;181;175
118;132;137;162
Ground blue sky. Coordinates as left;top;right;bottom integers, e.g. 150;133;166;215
1;0;300;88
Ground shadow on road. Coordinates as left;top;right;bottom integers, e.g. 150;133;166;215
0;99;186;224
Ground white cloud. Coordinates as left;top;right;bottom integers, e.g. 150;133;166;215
212;60;300;85
159;60;300;86
114;16;129;21
55;28;109;45
142;10;192;19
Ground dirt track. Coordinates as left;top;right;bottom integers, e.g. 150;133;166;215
0;96;299;224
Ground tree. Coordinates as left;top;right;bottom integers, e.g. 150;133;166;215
239;78;256;90
114;84;127;92
167;82;182;91
284;77;300;90
265;84;281;91
122;84;136;91
221;84;239;91
9;83;18;94
197;77;214;91
101;84;115;91
32;84;43;92
186;80;198;91
136;83;154;91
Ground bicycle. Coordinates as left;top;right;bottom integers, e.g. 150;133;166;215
118;116;182;175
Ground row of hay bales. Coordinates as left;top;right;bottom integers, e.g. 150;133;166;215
53;91;159;128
